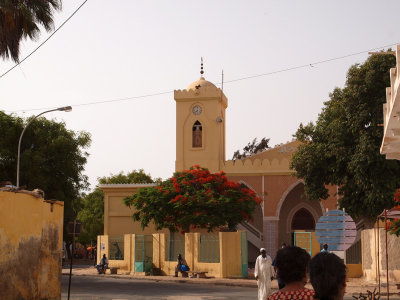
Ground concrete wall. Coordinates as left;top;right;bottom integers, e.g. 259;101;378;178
97;234;133;272
220;232;243;278
0;191;64;299
100;231;246;278
362;227;400;282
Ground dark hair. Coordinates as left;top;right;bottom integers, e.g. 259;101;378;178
275;246;310;284
323;244;328;250
309;252;346;300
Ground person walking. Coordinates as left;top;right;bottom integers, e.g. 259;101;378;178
254;248;274;300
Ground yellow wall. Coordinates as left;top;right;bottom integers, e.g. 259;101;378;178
347;264;363;278
102;231;246;278
98;234;132;272
311;232;320;257
220;232;243;278
0;191;64;299
100;184;169;237
174;80;227;173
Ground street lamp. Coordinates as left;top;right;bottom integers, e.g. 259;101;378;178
16;106;72;188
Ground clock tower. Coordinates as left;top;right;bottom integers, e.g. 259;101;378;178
174;62;228;173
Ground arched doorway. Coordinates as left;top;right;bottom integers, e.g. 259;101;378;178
290;208;315;252
291;208;315;231
278;182;322;247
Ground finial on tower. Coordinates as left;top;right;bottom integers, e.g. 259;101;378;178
200;57;204;77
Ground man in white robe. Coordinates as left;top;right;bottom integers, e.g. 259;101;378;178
255;248;274;300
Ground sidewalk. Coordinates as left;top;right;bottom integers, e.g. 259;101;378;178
62;266;400;297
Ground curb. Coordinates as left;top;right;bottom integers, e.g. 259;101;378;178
62;272;258;288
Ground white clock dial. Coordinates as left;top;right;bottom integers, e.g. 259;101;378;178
192;105;202;115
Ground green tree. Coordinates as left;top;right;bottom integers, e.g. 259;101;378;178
124;165;262;233
0;111;90;256
0;0;62;62
76;169;159;251
290;52;400;219
232;137;270;160
98;169;160;184
76;188;104;246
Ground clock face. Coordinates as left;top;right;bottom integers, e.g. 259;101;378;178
192;105;202;115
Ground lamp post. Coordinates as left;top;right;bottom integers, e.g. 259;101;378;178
16;106;72;188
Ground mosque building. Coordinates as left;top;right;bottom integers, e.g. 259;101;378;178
100;62;340;263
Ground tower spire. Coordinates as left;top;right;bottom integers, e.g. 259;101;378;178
200;57;204;78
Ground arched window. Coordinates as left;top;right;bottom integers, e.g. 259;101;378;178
192;121;202;147
291;208;315;231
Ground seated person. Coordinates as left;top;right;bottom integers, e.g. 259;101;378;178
174;253;189;277
267;246;314;300
309;252;347;300
96;254;109;274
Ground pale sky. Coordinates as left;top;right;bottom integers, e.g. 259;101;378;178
1;0;399;190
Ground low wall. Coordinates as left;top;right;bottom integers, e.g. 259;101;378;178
0;191;64;299
362;227;400;282
347;264;363;278
100;231;246;278
97;234;132;272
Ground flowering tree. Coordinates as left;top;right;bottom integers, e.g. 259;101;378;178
123;165;262;233
387;190;400;236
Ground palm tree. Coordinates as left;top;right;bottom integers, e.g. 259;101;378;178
0;0;62;62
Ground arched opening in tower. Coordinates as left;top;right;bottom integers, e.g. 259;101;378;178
192;121;202;148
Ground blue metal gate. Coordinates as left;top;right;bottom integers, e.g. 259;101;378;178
134;235;153;273
240;231;248;278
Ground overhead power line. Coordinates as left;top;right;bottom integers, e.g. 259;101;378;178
223;42;398;84
6;42;398;113
0;0;89;80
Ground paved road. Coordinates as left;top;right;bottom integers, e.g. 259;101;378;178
62;275;257;299
62;275;400;300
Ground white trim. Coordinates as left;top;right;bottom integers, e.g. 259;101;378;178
275;180;304;217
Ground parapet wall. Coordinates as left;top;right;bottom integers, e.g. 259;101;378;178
0;191;64;299
222;157;291;174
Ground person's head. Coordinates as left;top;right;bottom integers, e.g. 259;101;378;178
275;246;310;285
260;248;266;258
309;252;346;300
178;254;182;259
103;254;106;258
281;243;287;249
323;244;328;251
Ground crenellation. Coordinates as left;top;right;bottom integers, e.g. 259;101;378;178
221;156;291;172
